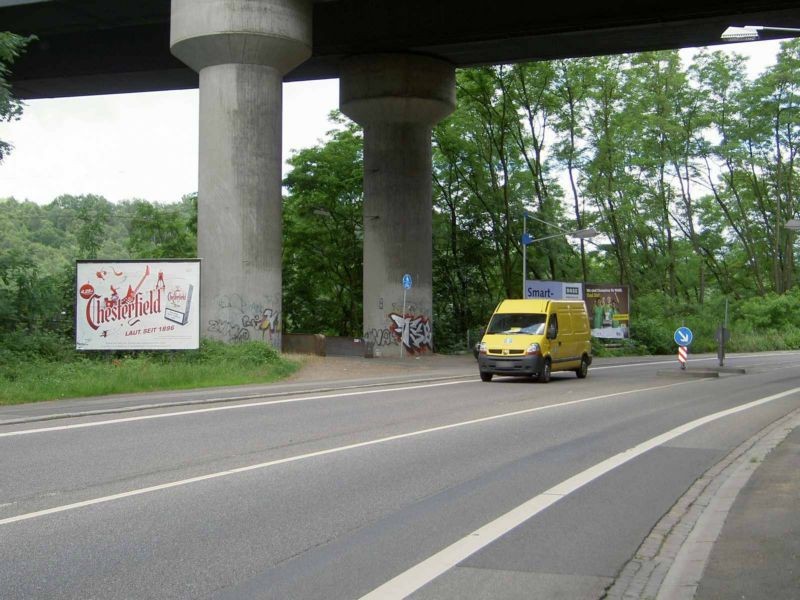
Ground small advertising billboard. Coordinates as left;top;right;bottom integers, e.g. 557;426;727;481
75;260;200;350
525;280;583;300
584;283;630;339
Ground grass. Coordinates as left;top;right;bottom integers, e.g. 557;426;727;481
0;338;301;405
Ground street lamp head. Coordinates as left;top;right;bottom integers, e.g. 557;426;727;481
721;25;800;42
721;26;761;41
785;218;800;231
571;227;598;239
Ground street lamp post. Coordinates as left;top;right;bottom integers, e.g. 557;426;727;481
521;212;532;297
785;219;800;291
721;25;800;42
520;211;597;297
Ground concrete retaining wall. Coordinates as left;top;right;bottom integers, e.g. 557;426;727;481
281;334;374;358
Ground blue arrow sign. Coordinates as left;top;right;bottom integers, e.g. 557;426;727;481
521;232;534;246
402;273;412;290
674;326;693;346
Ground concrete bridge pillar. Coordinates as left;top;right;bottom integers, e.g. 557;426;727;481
170;0;312;348
340;54;455;356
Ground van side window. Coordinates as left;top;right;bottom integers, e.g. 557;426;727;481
547;315;558;339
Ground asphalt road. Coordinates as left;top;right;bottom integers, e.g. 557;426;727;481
2;352;800;599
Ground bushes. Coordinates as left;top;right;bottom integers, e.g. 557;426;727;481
734;288;800;332
622;290;800;354
177;338;282;366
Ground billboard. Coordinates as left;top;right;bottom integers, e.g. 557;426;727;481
584;284;630;339
525;280;583;300
76;260;200;350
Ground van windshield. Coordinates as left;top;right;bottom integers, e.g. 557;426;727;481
486;313;546;335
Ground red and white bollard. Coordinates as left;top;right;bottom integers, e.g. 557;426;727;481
678;345;688;370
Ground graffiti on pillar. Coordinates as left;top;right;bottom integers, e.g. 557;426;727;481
208;294;281;343
389;312;432;354
208;319;251;342
364;327;394;347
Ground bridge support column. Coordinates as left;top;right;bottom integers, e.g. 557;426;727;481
170;0;312;348
340;54;455;356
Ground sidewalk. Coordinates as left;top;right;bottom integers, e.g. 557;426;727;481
692;419;800;599
610;408;800;600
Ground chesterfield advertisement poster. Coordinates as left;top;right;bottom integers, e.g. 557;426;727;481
75;260;200;350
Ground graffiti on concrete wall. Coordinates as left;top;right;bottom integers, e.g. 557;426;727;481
207;294;281;344
364;327;394;348
363;300;433;354
389;312;432;354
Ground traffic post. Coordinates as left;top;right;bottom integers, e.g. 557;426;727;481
717;298;730;367
678;345;688;369
401;273;412;358
716;326;730;367
674;327;693;370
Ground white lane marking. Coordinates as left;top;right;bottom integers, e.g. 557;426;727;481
0;380;696;527
0;381;469;439
358;386;800;599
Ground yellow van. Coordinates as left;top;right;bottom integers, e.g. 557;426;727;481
477;299;592;382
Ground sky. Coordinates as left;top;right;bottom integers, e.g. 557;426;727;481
0;40;786;206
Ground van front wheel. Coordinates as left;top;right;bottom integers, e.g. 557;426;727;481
575;356;589;379
480;372;493;382
537;358;551;383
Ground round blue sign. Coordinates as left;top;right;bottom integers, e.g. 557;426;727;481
402;274;412;290
674;327;693;346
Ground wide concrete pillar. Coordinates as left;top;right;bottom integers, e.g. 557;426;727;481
340;54;455;356
170;0;312;348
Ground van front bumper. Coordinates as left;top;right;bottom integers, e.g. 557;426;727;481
478;354;543;377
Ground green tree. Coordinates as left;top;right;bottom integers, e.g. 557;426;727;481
0;32;33;162
552;58;596;282
126;198;196;259
583;54;637;287
0;249;63;333
282;116;364;336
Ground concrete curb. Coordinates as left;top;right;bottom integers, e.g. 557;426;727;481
605;407;800;600
656;369;719;378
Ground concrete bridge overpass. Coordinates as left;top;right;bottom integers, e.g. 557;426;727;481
3;0;799;353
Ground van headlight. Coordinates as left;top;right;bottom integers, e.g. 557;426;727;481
478;342;487;354
525;343;541;356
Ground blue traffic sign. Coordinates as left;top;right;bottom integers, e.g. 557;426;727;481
402;273;413;290
521;232;534;246
674;326;693;346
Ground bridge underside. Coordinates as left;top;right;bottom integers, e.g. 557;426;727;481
4;1;800;99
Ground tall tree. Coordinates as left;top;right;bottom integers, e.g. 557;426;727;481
552;58;595;282
0;32;33;162
282;117;364;336
583;54;636;286
126;197;196;259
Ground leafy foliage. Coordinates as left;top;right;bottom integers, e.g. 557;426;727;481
282;116;364;336
5;43;800;359
126;195;197;259
0;194;197;341
0;31;34;162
